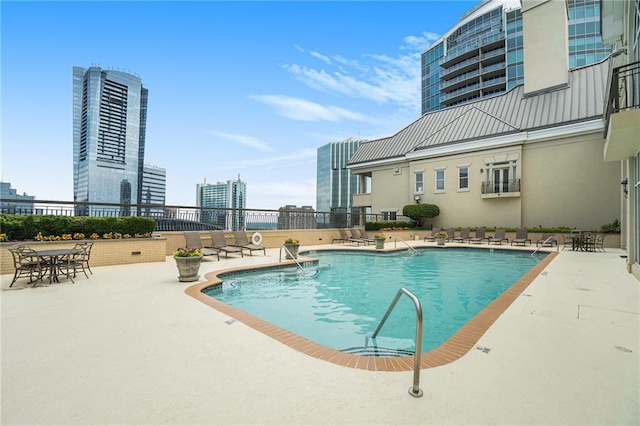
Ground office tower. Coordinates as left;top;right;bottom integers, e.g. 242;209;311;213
196;178;246;230
0;182;35;214
141;164;167;217
316;137;366;212
421;0;611;114
277;205;316;230
73;66;166;216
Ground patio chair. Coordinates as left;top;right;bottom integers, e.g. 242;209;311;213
332;228;350;244
469;227;489;244
8;244;48;287
348;228;369;245
511;228;531;246
536;233;557;247
424;228;440;242
184;231;220;260
453;227;471;243
487;229;509;245
232;231;266;256
208;230;244;258
559;234;574;250
594;234;606;252
353;228;375;245
445;227;456;241
58;242;93;279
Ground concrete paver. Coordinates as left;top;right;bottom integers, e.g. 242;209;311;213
1;244;638;425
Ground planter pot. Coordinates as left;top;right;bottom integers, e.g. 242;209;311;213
436;237;446;246
284;244;300;259
375;238;385;249
174;255;203;282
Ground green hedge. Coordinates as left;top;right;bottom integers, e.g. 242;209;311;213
0;214;156;241
365;221;416;231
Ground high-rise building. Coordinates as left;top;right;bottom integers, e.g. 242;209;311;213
277;205;316;230
196;178;246;230
316;137;367;213
421;0;611;114
72;66;165;216
141;164;167;217
0;182;35;214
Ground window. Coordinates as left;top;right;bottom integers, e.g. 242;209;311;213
415;171;424;193
458;166;469;190
435;169;445;192
381;211;397;221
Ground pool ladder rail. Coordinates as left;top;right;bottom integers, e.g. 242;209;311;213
393;237;420;255
371;287;424;398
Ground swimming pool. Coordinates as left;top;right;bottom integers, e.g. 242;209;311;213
203;248;547;357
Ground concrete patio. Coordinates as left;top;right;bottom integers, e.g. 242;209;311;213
1;243;638;425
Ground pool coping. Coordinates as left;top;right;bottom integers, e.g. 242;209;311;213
185;246;558;371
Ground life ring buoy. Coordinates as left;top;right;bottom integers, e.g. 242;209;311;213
251;232;263;246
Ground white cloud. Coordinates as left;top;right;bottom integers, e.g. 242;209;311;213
402;31;441;51
216;148;317;171
249;94;367;122
205;131;274;152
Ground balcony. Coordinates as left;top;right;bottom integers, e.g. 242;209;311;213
481;179;521;198
603;61;640;162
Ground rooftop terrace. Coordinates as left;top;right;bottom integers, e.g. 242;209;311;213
1;242;638;425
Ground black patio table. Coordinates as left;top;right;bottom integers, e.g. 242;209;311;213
34;248;77;283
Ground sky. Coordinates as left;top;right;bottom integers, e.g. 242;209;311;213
1;0;478;210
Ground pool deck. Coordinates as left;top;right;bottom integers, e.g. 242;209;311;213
2;242;639;425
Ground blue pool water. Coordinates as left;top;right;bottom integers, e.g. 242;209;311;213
204;248;545;354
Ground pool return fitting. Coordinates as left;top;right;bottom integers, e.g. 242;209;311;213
371;287;424;398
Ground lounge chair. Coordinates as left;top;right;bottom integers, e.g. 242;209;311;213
208;230;244;258
333;228;351;244
232;231;266;256
352;228;375;245
184;231;220;259
511;228;531;246
469;227;489;244
424;228;440;242
487;229;509;245
348;228;368;245
453;227;470;243
445;227;456;241
536;233;557;247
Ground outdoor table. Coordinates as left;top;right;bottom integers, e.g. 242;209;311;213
34;248;77;283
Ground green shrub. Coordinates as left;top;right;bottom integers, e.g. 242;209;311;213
0;214;156;241
402;204;440;228
365;221;415;231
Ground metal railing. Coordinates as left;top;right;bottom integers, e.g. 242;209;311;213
372;288;424;398
604;61;640;135
394;237;419;255
481;179;521;194
0;199;412;232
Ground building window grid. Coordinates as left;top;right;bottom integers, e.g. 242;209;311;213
415;171;424;193
435;169;445;192
458;166;469;190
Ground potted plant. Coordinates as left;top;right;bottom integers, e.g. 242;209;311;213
435;231;448;246
284;237;300;259
374;234;386;249
173;247;203;282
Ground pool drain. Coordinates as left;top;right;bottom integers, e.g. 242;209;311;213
615;346;632;353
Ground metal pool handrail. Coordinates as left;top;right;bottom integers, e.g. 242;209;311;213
531;236;556;256
372;287;424;398
393;237;420;255
279;245;307;273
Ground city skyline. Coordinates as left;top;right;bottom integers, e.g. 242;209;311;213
2;1;477;210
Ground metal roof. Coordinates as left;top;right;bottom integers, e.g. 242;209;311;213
348;59;609;166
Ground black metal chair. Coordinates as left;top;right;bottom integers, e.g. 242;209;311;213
8;244;48;287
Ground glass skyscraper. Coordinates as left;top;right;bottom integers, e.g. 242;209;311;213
73;66;165;216
316;138;366;214
196;178;246;230
421;0;611;114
